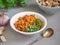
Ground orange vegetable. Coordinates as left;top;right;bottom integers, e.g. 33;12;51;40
14;15;42;32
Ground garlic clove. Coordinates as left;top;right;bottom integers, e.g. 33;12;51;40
0;26;5;35
0;30;3;35
0;26;5;30
0;36;7;42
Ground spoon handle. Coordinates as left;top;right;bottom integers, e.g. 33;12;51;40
28;36;42;45
28;39;38;45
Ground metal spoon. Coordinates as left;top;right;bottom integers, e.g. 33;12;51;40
28;28;54;45
41;28;54;38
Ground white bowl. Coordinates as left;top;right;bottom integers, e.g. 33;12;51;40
10;11;47;35
36;0;60;14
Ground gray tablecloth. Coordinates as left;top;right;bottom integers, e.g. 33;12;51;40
1;0;60;45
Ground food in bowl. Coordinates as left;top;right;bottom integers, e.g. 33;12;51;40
14;15;43;32
38;0;60;7
10;11;47;35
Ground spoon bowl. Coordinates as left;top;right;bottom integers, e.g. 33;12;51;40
41;28;54;38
